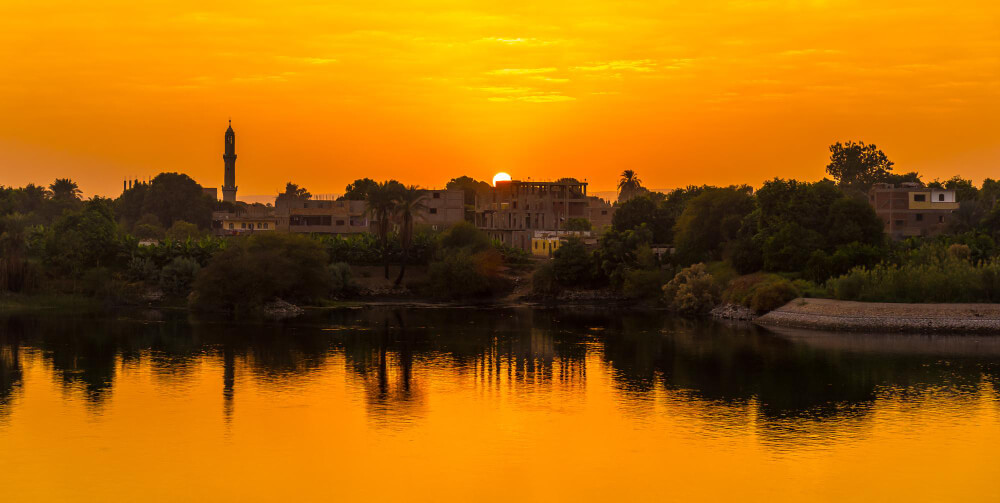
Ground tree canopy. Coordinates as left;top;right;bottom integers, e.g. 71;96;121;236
826;141;894;193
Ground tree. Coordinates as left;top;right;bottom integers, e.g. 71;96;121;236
446;176;491;206
612;193;671;243
342;178;379;201
552;237;595;285
140;173;213;229
673;187;755;264
617;170;645;202
49;178;81;202
165;220;202;241
191;233;329;312
276;182;311;205
43;198;120;277
883;171;922;186
564;217;592;231
365;181;400;279
826;141;894;193
393;186;427;286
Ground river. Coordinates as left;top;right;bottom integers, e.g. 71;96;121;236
1;307;999;501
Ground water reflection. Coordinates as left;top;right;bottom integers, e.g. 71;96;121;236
0;307;998;436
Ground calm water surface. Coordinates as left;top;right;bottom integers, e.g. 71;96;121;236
1;307;999;501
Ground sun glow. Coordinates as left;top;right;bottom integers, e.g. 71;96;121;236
492;172;512;186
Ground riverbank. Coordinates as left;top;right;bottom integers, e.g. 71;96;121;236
756;298;1000;333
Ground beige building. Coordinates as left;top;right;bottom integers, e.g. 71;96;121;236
212;204;278;235
475;179;614;251
869;183;958;239
274;188;465;234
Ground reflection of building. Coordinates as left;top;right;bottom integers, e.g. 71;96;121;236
869;183;958;239
474;179;614;251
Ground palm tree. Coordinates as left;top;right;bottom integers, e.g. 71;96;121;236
365;181;399;279
393;186;427;286
617;170;643;202
49;178;81;201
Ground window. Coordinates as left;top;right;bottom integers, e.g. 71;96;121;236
257;222;262;229
894;220;904;227
429;208;438;214
939;194;945;201
263;223;268;229
601;210;608;215
433;192;440;199
938;215;944;223
241;223;246;229
228;223;234;230
336;220;345;226
914;194;926;202
915;214;923;221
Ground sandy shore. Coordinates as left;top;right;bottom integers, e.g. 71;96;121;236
755;298;1000;333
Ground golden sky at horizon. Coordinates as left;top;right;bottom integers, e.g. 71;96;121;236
1;0;998;199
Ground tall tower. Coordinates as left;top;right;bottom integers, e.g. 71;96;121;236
222;119;238;203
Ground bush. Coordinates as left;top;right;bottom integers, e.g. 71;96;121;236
723;273;800;313
159;256;200;296
827;256;1000;303
531;261;561;296
427;249;506;299
748;279;799;313
126;256;158;282
553;237;595;286
662;263;718;314
328;262;357;297
439;221;491;253
623;268;669;300
191;233;329;312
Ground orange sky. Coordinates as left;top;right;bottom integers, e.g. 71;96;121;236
1;0;998;199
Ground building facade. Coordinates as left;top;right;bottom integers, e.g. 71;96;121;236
274;188;465;234
869;183;958;239
212;204;277;235
474;179;615;251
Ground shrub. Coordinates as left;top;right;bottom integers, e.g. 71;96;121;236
748;279;799;313
126;256;158;282
553;237;595;286
531;261;561;296
623;268;669;300
427;249;506;299
723;273;800;313
826;256;1000;303
948;244;971;261
328;262;357;297
191;233;329;312
159;256;200;296
439;221;490;253
662;263;718;314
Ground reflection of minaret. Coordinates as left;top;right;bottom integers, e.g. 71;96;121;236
222;347;235;426
222;120;237;203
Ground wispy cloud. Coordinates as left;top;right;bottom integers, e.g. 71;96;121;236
486;67;557;75
489;94;575;103
476;37;562;46
573;59;657;72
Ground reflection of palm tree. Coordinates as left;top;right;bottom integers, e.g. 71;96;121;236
393;186;427;286
617;170;643;202
49;178;81;201
365;182;399;280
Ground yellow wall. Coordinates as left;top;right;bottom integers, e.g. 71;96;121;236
531;238;561;257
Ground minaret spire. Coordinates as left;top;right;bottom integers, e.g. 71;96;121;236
222;120;238;203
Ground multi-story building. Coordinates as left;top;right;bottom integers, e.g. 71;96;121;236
274;188;465;234
212;204;278;235
474;179;615;251
868;183;958;239
529;230;598;257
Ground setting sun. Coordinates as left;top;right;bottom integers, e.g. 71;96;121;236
492;172;512;186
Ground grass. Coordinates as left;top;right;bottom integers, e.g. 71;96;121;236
0;292;103;313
